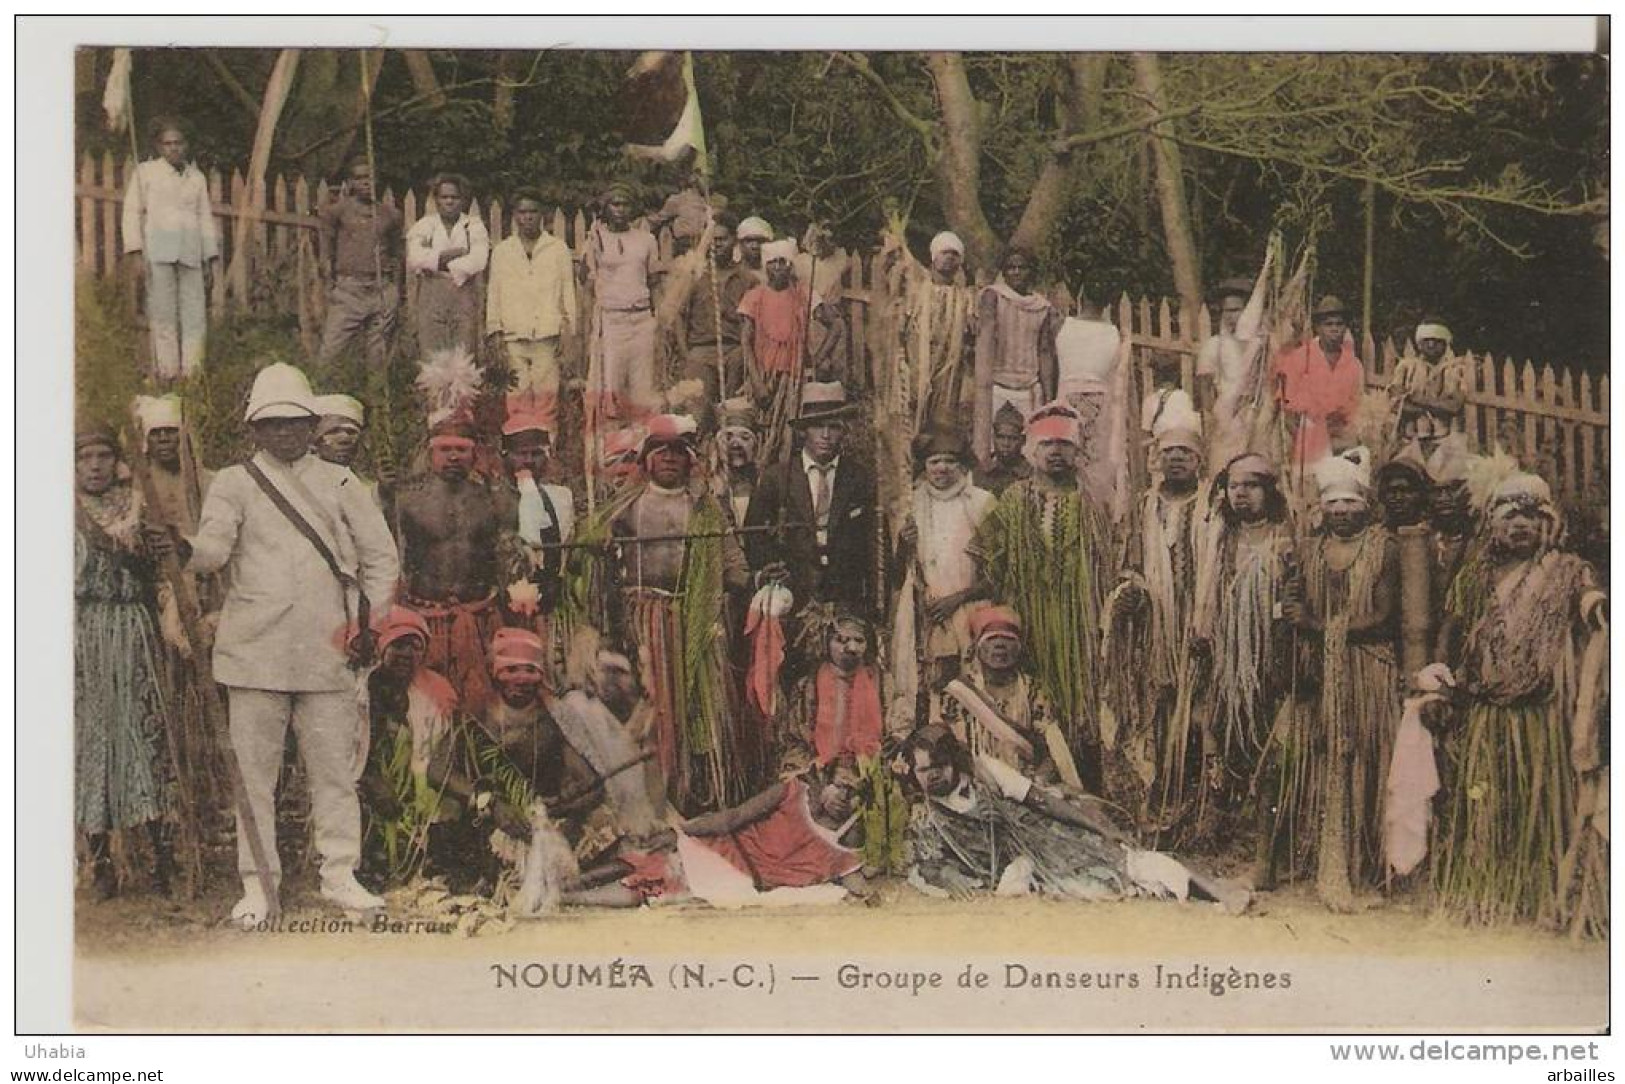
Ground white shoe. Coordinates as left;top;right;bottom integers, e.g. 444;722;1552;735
231;882;276;930
321;875;385;912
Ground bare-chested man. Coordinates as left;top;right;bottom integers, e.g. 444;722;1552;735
394;418;513;712
602;414;751;812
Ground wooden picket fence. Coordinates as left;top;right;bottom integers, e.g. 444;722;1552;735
1112;292;1611;504
76;152;1610;502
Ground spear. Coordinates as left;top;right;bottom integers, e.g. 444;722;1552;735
529;520;813;553
358;49;401;482
803;232;820;377
698;180;729;401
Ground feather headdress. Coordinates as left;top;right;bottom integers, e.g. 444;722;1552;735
1464;448;1520;515
416;347;484;427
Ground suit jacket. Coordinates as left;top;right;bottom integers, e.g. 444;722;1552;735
185;451;399;692
743;454;876;619
122;159;219;267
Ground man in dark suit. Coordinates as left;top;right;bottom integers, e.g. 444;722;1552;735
743;382;877;624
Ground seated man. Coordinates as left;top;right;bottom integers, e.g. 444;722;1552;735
781;612;909;874
781;612;885;773
902;726;1249;912
550;648;668;850
563;758;873;909
358;610;461;890
426;627;605;893
936;605;1082;793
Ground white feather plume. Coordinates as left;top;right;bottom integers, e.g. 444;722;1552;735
416;347;483;425
1465;449;1520;515
510;801;580;918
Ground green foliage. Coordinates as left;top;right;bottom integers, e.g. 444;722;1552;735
74;273;148;435
74;269;307;465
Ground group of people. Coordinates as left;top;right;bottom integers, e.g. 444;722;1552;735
80;120;1606;936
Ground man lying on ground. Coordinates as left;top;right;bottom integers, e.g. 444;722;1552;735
561;757;873;909
902;726;1250;913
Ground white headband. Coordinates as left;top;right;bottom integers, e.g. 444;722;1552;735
1415;323;1453;345
930;231;965;258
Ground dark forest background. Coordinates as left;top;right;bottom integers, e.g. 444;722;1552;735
76;48;1608;371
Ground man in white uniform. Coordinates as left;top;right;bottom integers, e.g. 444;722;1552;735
122;120;219;380
150;363;400;926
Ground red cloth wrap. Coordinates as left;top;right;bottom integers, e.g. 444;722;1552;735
747;614;786;718
812;664;883;765
400;593;499;714
619;848;686;902
702;779;861;889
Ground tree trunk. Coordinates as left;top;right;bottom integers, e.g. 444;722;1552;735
226;49;301;305
492;50;515;133
1075;54;1108;131
1133;53;1202;315
1362;179;1376;338
1008;56;1113;285
1010;58;1084;262
402;49;447;109
924;52;1000;270
202;50;263;121
322;49;385;180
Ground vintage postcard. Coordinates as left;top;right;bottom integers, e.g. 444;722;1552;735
34;19;1611;1036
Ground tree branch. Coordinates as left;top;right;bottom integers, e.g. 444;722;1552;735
924;51;1001;268
1048;103;1205;156
830;52;937;148
202;50;263;121
401;49;447;109
285;51;551;165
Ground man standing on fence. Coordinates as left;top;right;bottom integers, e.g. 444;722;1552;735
1196;273;1269;468
676;211;754;419
736;216;773;285
317;157;403;391
1272;295;1363;477
407;173;489;357
1390;316;1468;447
583;181;663;426
971;248;1060;464
486;187;577;435
122;118;218;382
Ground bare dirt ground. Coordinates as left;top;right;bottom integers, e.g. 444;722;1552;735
74;873;1607;1034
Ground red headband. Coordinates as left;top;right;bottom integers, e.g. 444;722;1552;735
373;609;431;653
490;627;546;674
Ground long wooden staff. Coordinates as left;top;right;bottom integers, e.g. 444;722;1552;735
697;180;728;400
126;404;282;919
358;49;401;481
803;241;820;377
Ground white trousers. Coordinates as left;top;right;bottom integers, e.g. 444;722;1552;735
592;308;659;420
146;260;207;379
505;336;562;429
226;687;362;893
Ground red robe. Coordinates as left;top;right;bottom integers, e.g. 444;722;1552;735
811;663;883;765
1273;335;1363;467
703;778;861;889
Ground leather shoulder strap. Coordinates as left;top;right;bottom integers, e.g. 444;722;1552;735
242;458;358;593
